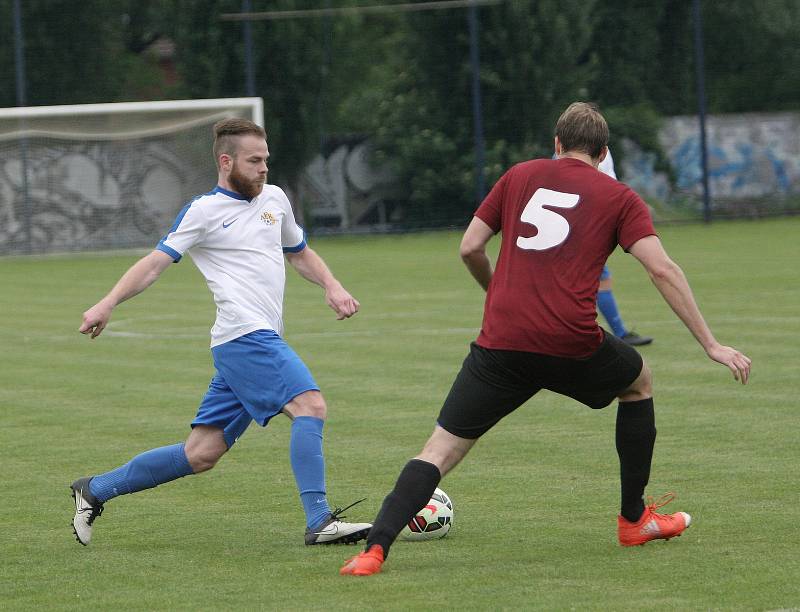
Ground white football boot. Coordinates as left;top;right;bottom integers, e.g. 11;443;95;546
305;499;371;545
70;477;104;545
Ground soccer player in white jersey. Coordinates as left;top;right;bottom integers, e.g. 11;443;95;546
71;118;371;547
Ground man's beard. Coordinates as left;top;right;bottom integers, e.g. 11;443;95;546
229;163;265;199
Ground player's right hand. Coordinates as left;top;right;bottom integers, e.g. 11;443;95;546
79;302;113;339
325;284;360;320
706;344;751;384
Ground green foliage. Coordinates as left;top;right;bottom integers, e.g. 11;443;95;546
362;1;599;227
163;1;402;185
0;0;167;107
2;218;799;609
602;102;671;178
702;1;800;112
1;0;799;217
161;0;241;100
587;0;695;115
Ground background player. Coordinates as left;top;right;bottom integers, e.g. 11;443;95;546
71;118;371;547
340;102;751;576
596;149;653;346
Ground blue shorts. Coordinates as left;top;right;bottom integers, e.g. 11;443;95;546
192;330;319;447
600;265;611;281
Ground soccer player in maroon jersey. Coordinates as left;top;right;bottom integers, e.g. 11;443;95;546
340;102;751;576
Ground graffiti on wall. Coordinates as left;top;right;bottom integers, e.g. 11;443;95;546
623;112;799;202
662;113;797;198
618;140;672;202
298;138;398;229
0;139;213;254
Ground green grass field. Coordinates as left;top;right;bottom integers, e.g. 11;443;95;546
2;217;798;610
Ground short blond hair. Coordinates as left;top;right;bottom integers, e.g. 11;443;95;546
212;118;266;166
555;102;608;158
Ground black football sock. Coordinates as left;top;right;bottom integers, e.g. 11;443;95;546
615;398;656;523
365;459;441;559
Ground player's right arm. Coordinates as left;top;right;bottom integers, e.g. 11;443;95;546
460;216;495;292
628;235;751;384
79;250;174;339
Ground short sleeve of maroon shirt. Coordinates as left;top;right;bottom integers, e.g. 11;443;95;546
474;157;656;358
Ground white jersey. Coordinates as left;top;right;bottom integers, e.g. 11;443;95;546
157;185;306;347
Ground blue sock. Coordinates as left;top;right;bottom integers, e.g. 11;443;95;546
89;443;194;503
597;289;628;337
290;416;331;529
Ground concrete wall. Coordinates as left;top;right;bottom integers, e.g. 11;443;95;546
622;112;800;203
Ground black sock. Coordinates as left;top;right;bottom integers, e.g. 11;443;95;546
366;459;441;558
616;398;656;523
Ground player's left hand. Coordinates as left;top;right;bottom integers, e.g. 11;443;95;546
326;284;360;320
706;344;752;384
79;300;114;339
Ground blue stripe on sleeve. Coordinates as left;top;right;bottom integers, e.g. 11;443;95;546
282;239;306;253
283;230;307;253
155;197;201;261
156;242;182;262
162;201;193;237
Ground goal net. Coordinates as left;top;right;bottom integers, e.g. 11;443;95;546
0;98;263;255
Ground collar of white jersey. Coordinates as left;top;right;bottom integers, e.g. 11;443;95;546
210;185;251;201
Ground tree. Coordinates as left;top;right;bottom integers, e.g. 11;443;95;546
702;0;800;112
356;1;597;228
0;0;167;108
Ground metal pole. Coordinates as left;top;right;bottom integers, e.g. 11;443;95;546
319;0;332;153
468;4;486;205
243;0;256;96
692;0;711;223
13;0;32;252
13;0;26;108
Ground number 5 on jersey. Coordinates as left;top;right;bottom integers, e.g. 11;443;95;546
516;188;580;251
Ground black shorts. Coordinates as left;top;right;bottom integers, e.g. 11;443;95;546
436;331;643;439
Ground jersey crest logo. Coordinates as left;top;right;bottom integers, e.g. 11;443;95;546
260;211;277;225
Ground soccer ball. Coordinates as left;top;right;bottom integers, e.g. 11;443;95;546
399;487;453;541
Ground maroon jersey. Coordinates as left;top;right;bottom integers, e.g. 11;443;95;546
474;157;656;357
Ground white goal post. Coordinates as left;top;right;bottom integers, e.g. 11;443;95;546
0;97;263;255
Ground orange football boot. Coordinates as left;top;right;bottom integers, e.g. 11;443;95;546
618;493;692;546
340;545;385;576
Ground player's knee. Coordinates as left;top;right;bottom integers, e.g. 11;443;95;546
417;428;475;476
285;390;327;420
186;443;226;473
185;427;227;473
618;362;652;402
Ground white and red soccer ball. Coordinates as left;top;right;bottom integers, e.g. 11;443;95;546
399;487;453;541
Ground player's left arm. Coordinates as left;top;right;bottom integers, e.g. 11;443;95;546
285;246;360;320
628;235;751;384
460;216;495;291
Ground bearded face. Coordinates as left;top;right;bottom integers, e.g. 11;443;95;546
228;158;266;200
